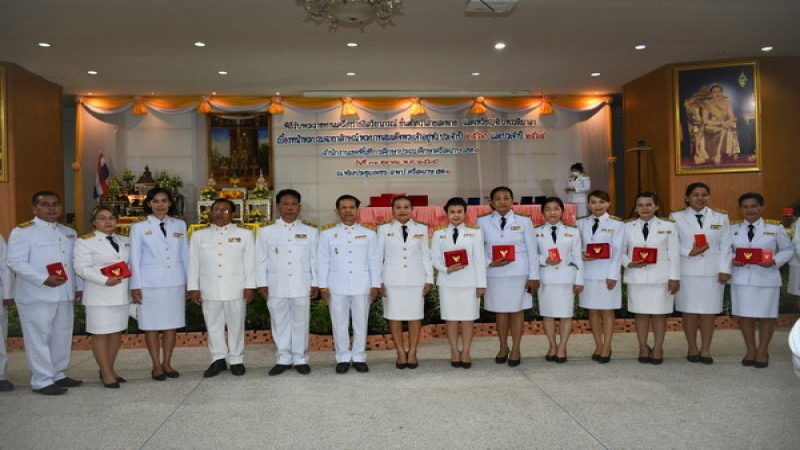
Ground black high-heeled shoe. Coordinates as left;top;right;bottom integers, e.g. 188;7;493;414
638;346;652;364
650;349;663;365
99;371;120;389
495;352;509;364
450;361;462;368
597;350;612;364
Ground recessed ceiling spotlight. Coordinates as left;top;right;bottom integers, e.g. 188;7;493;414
590;72;601;77
87;92;93;95
87;70;98;75
634;44;647;50
346;42;358;47
218;71;228;75
194;41;206;47
471;72;481;76
211;91;217;95
346;72;356;76
494;42;506;50
761;46;774;52
38;42;51;48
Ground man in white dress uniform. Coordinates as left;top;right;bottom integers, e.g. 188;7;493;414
188;199;256;378
7;191;83;395
256;189;318;376
0;235;15;392
318;195;381;374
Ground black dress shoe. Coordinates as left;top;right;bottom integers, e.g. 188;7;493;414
741;358;755;367
34;384;68;396
152;372;167;381
699;356;714;365
396;362;408;369
294;364;311;375
164;371;179;379
406;361;418;370
495;353;509;364
102;380;120;389
116;376;127;383
591;353;599;361
55;377;83;388
555;355;567;364
0;380;15;391
638;347;652;364
597;351;612;364
203;359;228;378
753;360;769;369
461;362;472;369
353;362;369;373
545;354;556;362
335;362;350;374
508;358;521;367
268;364;292;376
450;361;462;368
686;354;701;363
230;364;246;376
650;352;664;365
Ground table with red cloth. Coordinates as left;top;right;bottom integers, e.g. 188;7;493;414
358;204;577;234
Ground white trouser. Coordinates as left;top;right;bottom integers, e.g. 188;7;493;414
268;296;310;365
329;294;370;363
0;305;8;380
16;301;74;389
202;299;246;365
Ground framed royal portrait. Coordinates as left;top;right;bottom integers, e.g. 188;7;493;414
0;66;7;182
207;113;272;188
674;61;760;174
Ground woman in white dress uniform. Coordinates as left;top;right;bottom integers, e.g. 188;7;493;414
73;206;131;388
730;192;793;368
129;188;189;380
477;187;539;367
377;196;433;369
788;218;800;302
535;197;583;363
623;192;680;365
670;183;732;365
431;198;487;368
577;190;623;363
565;163;591;217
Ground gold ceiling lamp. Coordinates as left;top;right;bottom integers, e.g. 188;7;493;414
299;0;403;29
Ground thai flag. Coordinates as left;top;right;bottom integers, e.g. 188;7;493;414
93;152;110;201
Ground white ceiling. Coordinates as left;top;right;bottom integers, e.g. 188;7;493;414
1;0;798;97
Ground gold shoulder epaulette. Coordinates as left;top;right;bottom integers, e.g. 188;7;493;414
80;232;95;239
765;219;781;226
414;219;429;227
18;220;35;228
711;207;728;214
320;223;337;231
361;223;377;231
577;214;591;220
302;219;317;228
670;208;685;213
660;216;675;222
624;217;637;223
434;224;448;231
466;224;480;229
731;219;743;225
477;211;492;218
609;215;623;221
195;224;211;230
259;219;274;228
565;223;577;228
515;211;531;217
377;220;392;226
64;223;77;230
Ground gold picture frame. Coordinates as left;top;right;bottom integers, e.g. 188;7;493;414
207;113;272;188
0;66;7;182
674;61;760;175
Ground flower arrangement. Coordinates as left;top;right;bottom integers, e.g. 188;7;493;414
248;186;270;200
155;170;171;188
200;186;218;200
106;176;123;199
121;169;136;190
247;208;265;223
199;210;211;223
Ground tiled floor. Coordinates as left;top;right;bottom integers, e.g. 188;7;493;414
1;329;798;450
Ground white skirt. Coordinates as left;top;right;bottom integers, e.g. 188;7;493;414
789;265;800;296
675;275;723;314
439;286;479;321
485;275;532;313
579;279;622;310
138;285;186;331
626;284;674;315
538;283;575;318
732;285;779;318
86;304;130;334
383;286;424;321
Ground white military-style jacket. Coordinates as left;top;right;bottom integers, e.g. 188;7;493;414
256;218;318;297
566;174;591;205
790;219;800;271
0;236;14;299
129;215;189;289
377;219;433;287
7;217;80;304
188;223;256;301
317;223;381;296
535;222;584;285
576;213;624;281
73;230;131;306
670;206;732;277
477;211;539;280
622;217;680;285
431;223;487;288
730;218;793;287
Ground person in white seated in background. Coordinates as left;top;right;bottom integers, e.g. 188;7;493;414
565;162;591;218
0;234;15;392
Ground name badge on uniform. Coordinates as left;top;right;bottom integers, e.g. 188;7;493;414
334;247;339;254
601;228;614;233
439;234;446;239
173;232;184;238
387;232;395;237
564;233;574;238
355;235;367;239
145;230;153;235
710;224;721;230
536;233;544;238
764;231;776;236
67;234;76;239
228;237;241;243
464;233;475;237
295;234;307;239
413;234;424;239
658;230;671;234
511;225;522;231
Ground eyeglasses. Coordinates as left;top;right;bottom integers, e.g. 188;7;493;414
211;208;231;213
95;216;117;221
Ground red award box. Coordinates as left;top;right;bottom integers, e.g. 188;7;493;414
586;243;610;259
632;247;657;264
444;249;468;267
100;261;132;279
548;248;561;263
694;234;708;248
492;245;516;262
735;248;762;265
761;249;773;264
46;262;68;280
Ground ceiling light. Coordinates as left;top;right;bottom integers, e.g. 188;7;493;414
218;71;228;75
494;42;506;50
38;42;51;48
300;0;403;29
761;46;774;52
590;72;601;77
471;72;481;76
634;44;647;50
212;91;217;95
346;42;358;48
346;72;356;76
194;41;206;47
87;70;98;75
